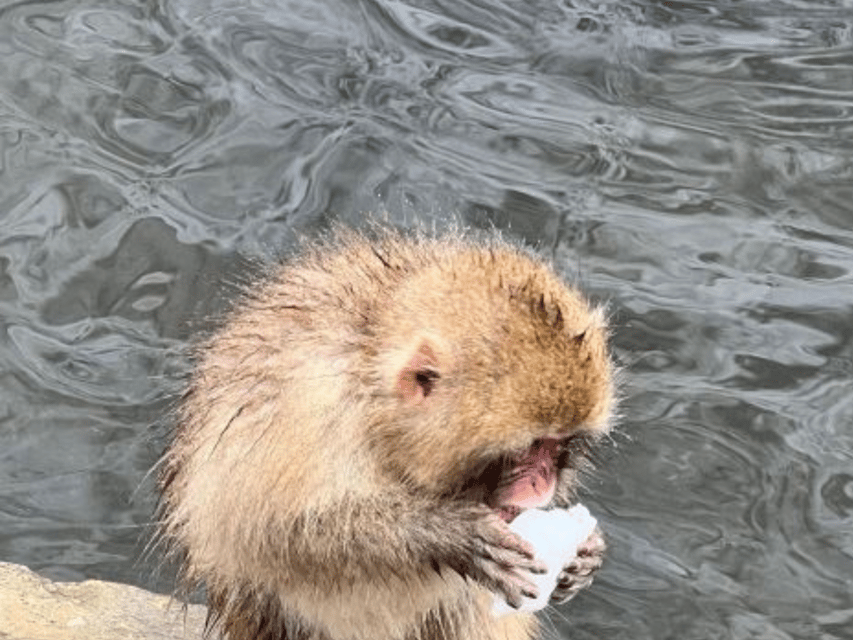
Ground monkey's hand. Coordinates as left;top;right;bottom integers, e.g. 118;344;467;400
549;525;605;604
467;511;548;609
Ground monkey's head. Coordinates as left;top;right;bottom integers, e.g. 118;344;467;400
370;242;615;520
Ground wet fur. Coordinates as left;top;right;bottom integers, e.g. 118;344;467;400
158;228;615;640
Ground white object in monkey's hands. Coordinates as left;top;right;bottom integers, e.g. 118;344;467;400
492;504;597;616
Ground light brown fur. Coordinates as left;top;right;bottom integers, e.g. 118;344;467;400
158;228;615;640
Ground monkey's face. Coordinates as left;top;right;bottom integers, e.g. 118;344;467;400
376;326;608;522
372;246;613;517
440;430;600;522
378;317;610;497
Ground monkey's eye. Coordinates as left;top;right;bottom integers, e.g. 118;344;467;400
395;341;441;405
414;369;439;398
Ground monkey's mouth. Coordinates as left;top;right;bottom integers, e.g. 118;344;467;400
492;438;560;522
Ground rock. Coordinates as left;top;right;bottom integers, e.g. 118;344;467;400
0;562;207;640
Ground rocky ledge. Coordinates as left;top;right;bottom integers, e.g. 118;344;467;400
0;562;206;640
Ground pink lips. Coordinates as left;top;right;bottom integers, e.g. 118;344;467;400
495;438;559;522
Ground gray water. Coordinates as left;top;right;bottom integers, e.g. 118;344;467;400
1;0;852;638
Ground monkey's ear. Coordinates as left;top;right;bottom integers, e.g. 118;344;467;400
396;341;441;405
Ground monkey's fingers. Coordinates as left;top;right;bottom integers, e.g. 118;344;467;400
473;516;542;563
475;539;547;575
566;527;605;576
473;558;542;609
549;528;605;604
562;553;603;578
549;576;586;604
576;526;607;558
550;562;597;604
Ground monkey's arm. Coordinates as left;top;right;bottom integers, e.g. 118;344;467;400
282;495;547;608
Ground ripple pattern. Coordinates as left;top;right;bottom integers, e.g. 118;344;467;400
0;0;851;636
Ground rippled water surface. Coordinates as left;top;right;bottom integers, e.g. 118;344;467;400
1;0;852;637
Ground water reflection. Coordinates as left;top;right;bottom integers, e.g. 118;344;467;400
0;0;851;637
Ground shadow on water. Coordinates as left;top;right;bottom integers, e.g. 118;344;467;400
0;0;852;638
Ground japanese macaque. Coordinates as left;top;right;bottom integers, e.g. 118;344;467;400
158;228;615;640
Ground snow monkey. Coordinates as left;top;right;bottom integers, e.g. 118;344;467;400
158;227;615;640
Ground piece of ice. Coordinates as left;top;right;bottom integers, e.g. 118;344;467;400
492;504;597;616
